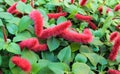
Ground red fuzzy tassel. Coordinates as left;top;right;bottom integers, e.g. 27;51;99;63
114;4;120;11
21;0;27;3
79;0;87;6
19;38;48;52
29;10;44;37
75;13;92;21
47;12;67;19
59;28;93;43
7;3;17;13
11;56;31;72
110;32;119;42
108;36;120;61
39;21;72;39
108;69;120;74
98;6;112;14
71;0;75;4
86;21;97;30
56;6;63;12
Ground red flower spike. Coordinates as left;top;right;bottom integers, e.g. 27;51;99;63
75;13;92;21
108;36;120;61
29;10;44;37
56;6;63;12
39;21;72;39
110;32;119;42
19;38;39;50
47;12;67;19
31;44;48;52
21;0;27;3
7;3;17;13
108;69;120;74
11;56;31;72
59;28;93;43
106;8;112;13
19;38;48;52
79;0;87;6
98;6;112;14
114;4;120;11
86;21;97;30
71;0;75;4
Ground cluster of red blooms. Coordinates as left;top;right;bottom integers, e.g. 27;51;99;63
11;56;31;72
109;32;120;61
108;69;120;74
29;10;93;43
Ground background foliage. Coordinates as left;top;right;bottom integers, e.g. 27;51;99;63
0;0;120;74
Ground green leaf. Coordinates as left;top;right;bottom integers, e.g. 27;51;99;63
18;16;32;32
70;42;80;52
6;23;18;35
13;31;32;42
16;1;26;13
79;45;93;53
57;46;71;63
101;16;113;32
98;56;107;65
83;53;99;66
7;43;21;54
32;60;50;74
0;19;3;26
47;37;60;51
75;54;87;63
24;4;33;14
4;0;15;5
41;51;57;62
90;37;103;46
48;62;70;74
0;12;13;20
11;67;26;74
72;62;90;74
57;16;67;24
21;49;39;64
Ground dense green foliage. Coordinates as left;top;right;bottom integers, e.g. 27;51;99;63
0;0;120;74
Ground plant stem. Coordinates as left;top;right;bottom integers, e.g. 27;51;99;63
30;0;34;8
2;26;7;42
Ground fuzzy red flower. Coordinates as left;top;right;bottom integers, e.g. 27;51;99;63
98;6;112;14
114;4;120;11
29;10;44;37
19;38;48;51
79;0;87;6
7;0;26;14
11;56;31;72
39;21;72;39
21;0;27;3
86;21;97;30
108;36;120;61
75;13;92;21
59;28;93;43
7;3;17;13
108;69;120;74
47;12;67;19
56;6;63;12
71;0;75;4
110;32;119;42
